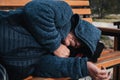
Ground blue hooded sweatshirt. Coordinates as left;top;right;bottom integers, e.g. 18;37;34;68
23;0;73;53
0;0;89;80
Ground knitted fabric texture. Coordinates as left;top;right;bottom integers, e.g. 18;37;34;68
23;0;73;53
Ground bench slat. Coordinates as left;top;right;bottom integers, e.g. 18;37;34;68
98;51;120;61
82;18;92;22
98;27;120;37
65;0;92;22
0;0;31;6
64;1;89;6
72;8;91;15
96;55;120;68
0;0;89;7
101;49;114;55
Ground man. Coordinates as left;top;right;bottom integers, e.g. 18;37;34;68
0;0;110;80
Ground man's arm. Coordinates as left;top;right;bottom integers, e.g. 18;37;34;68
33;54;111;79
34;55;88;79
23;1;61;53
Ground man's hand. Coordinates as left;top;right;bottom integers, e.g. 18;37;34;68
87;61;112;80
53;44;70;58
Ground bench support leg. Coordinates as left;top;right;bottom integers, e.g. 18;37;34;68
113;65;120;80
114;37;120;50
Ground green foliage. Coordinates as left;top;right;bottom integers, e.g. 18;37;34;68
89;0;120;18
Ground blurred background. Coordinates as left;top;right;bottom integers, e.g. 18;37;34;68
90;0;120;49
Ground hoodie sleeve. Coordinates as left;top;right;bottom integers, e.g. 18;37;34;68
34;55;89;79
23;1;61;53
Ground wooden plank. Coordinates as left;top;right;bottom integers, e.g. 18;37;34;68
97;56;120;68
101;49;114;55
0;0;89;7
0;0;31;6
64;0;92;23
98;51;120;61
82;18;92;23
64;1;89;6
98;27;120;37
96;52;120;68
72;8;91;14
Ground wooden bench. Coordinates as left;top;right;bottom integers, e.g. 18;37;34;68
0;0;120;80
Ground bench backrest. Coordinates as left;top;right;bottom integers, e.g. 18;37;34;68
65;0;92;22
0;0;92;23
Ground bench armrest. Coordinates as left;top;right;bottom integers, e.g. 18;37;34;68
98;27;120;37
97;27;120;50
